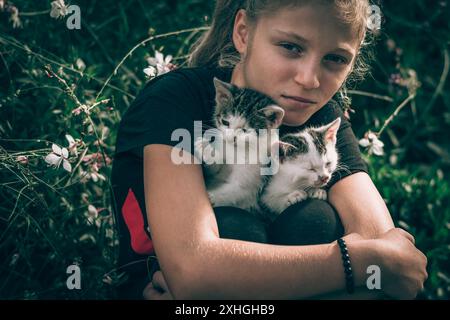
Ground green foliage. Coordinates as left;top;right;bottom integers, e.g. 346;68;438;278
0;0;449;299
366;155;450;299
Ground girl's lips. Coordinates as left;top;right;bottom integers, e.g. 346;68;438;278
282;95;316;104
281;95;316;108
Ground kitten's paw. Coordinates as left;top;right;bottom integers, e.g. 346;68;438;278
195;138;215;163
308;189;327;200
286;190;308;206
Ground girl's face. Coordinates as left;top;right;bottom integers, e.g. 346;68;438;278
231;4;360;126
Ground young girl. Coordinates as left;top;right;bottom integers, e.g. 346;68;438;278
112;0;428;299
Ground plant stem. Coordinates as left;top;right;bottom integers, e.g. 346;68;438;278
347;90;394;102
377;94;416;137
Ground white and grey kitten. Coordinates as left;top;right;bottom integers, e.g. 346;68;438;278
195;77;284;213
258;117;341;215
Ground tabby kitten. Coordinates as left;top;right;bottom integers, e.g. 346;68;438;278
258;117;341;215
195;77;284;213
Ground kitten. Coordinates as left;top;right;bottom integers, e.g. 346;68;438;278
195;77;284;213
258;117;341;216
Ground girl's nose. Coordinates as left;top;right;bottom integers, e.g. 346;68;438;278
294;60;320;90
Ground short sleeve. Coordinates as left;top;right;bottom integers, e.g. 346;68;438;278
114;70;207;158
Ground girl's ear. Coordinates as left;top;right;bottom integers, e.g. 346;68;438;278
213;77;235;106
232;9;250;58
259;105;285;129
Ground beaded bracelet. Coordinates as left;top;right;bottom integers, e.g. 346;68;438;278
337;238;355;294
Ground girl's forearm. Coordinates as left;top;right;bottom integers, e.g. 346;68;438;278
173;237;378;299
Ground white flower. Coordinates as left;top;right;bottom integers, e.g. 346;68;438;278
50;0;69;19
75;58;86;71
65;134;79;156
144;50;175;78
86;204;101;227
10;6;22;29
143;66;157;78
359;131;385;156
79;159;106;183
88;204;98;218
45;144;72;172
80;169;106;183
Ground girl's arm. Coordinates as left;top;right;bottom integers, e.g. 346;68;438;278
313;172;397;299
144;144;426;299
328;172;395;239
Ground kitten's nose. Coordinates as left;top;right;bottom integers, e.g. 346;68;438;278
319;175;329;184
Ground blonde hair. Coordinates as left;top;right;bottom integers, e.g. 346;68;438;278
188;0;380;111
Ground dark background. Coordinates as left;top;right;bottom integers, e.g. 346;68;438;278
0;0;448;299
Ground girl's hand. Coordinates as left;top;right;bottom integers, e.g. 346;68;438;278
143;270;174;300
374;228;428;299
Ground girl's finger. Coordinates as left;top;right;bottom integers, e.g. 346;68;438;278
143;282;166;300
152;270;170;292
397;228;415;245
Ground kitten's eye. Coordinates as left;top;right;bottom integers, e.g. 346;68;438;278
221;119;230;126
242;128;248;133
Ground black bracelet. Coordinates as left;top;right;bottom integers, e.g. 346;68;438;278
337;238;355;294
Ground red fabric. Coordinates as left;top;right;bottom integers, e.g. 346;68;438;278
122;188;154;255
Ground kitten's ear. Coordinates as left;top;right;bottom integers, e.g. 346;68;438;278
321;117;341;145
270;140;283;162
271;140;296;161
260;105;285;129
213;77;235;106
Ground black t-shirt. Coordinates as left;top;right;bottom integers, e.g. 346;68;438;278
110;66;368;298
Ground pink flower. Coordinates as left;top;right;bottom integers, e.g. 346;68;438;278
16;155;28;165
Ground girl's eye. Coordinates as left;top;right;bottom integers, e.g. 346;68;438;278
280;43;304;55
325;54;348;65
326;161;332;167
221;119;230;126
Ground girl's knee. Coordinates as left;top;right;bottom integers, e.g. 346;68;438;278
268;199;344;245
213;206;269;243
